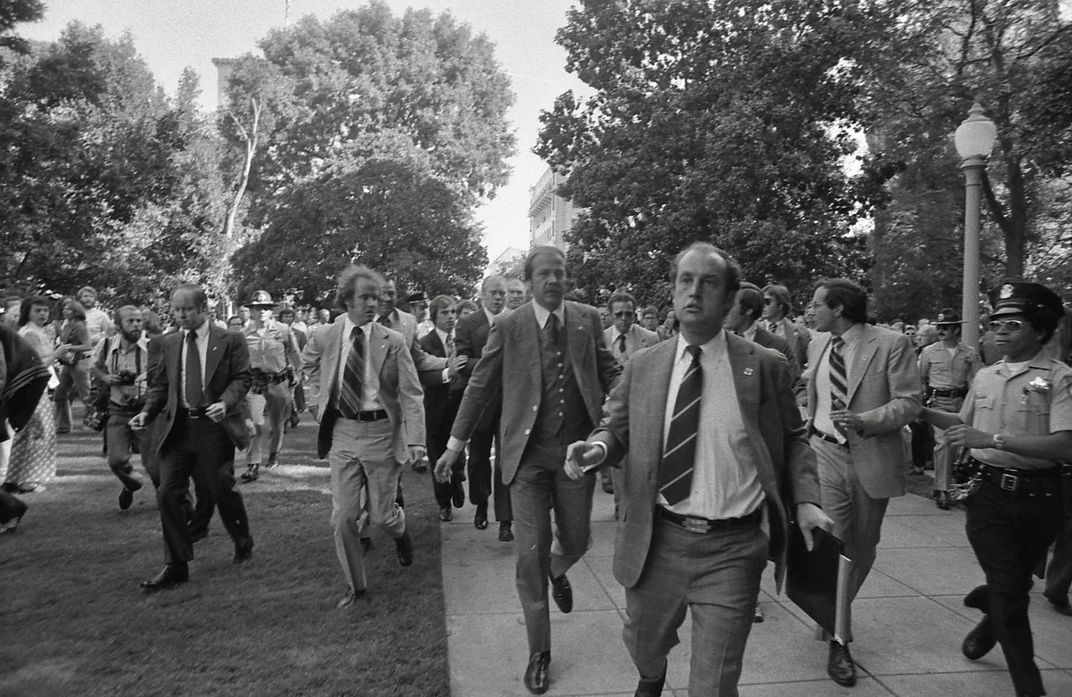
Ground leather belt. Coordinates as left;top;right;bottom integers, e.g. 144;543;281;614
929;386;967;399
176;407;209;419
656;506;761;534
342;409;388;422
978;463;1061;497
813;430;847;448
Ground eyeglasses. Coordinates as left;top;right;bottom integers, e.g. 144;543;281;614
613;311;634;318
988;319;1025;332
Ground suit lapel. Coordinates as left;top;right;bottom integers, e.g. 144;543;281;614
847;326;878;401
368;322;389;379
642;340;677;468
204;326;224;384
517;305;542;379
565;304;589;372
727;335;760;424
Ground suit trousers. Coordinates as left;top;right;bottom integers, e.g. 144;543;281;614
510;438;595;654
329;417;405;593
812;436;890;641
1045;517;1072;605
425;410;466;509
106;407;145;491
157;415;251;564
247;383;289;464
623;518;767;697
966;482;1061;697
467;421;512;522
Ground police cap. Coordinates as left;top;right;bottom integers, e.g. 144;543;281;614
988;281;1065;320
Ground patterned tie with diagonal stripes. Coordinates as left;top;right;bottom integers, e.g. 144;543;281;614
338;327;364;418
658;345;703;505
829;336;848;435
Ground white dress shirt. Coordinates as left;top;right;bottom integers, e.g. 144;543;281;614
179;318;211;407
336;314;383;412
659;331;764;519
812;323;865;443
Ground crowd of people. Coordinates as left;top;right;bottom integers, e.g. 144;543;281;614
1;245;1070;697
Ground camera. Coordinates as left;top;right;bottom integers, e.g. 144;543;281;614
115;370;138;386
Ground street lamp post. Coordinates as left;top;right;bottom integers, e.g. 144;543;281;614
953;101;997;349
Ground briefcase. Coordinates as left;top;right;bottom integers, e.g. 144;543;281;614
786;526;852;644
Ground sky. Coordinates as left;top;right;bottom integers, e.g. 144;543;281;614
19;0;590;263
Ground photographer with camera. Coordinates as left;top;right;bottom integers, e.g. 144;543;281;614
90;305;150;511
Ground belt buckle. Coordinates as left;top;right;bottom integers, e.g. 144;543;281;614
1000;472;1018;491
682;516;711;534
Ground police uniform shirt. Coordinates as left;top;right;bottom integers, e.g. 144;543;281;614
959;353;1072;470
243;319;297;373
919;341;978;389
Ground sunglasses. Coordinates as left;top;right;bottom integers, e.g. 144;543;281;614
988;319;1025;332
613;311;634;318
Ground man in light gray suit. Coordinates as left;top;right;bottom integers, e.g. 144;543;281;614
804;278;921;686
435;246;620;695
603;291;661;367
302;265;426;608
567;243;831;696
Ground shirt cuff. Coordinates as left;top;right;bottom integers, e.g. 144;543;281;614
441;368;451;383
583;441;608;471
446;436;466;452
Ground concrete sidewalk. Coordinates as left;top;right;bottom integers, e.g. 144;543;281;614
441;490;1072;697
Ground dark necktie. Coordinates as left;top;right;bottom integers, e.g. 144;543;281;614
616;333;627;356
545;312;561;347
338;327;365;418
185;330;204;407
829;336;848;434
769;321;778;333
377;314;392;328
658;345;702;505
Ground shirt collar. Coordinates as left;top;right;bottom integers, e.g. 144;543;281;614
483;307;498;325
675;329;726;362
185;318;211;338
610;325;627;342
742;323;757;342
532;301;565;330
436;327;452;346
343;314;373;336
117;335;149;352
837;322;865;347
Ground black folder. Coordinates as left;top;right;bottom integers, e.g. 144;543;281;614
786;526;852;644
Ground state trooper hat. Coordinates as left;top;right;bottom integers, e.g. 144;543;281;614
988;281;1065;320
934;308;962;326
247;290;275;308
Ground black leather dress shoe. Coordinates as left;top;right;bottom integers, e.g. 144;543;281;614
1045;594;1072;616
523;651;550;694
962;617;996;660
452;483;466;509
395;530;414;567
439;506;452;522
498;521;514;542
233;539;254;564
827;641;856;687
240;463;260;482
550;573;573;613
963;585;990;612
337;588;366;608
474;503;488;530
634;671;665;697
0;497;27;534
140;564;189;592
118;487;134;511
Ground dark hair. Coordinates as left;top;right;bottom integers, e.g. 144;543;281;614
227;315;244;327
816;278;868;324
77;286;97;298
428;294;457;323
335;265;385;310
19;296;52;327
762;284;793;316
736;282;764;321
641;305;659;319
278;307;295;321
141;309;162;335
523;246;566;281
458;299;478;314
171;284;209;311
671;242;741;296
607;291;636;311
63;297;87;321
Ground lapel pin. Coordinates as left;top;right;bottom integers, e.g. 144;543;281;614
743;368;754;376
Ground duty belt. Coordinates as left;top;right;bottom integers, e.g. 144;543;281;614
251;367;291;395
977;462;1061;498
929;386;967;399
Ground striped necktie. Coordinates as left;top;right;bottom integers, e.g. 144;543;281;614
829;336;848;434
338;327;364;418
658;345;702;505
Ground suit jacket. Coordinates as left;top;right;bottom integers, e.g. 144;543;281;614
142;324;253;454
593;333;820;591
450;301;621;484
805;324;921;498
771;317;810;370
302;319;425;461
380;307;445;374
0;324;50;437
418;330;463;433
603;324;661;365
453;308;500;431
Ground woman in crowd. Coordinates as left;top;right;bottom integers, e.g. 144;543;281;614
53;297;93;434
3;297;58;493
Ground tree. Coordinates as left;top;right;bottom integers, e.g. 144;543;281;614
0;0;44;60
537;0;888;305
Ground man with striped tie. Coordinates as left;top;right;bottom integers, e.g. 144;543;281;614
805;278;921;686
301;265;426;608
565;242;832;697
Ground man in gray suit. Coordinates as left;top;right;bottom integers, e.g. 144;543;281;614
435;246;620;695
567;243;831;696
603;291;661;367
805;278;921;686
302;265;426;607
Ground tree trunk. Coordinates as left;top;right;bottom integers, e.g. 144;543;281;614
223;98;261;240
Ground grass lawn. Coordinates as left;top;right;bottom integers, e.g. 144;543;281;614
0;414;449;697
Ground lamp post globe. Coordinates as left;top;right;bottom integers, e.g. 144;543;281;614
954;101;996;348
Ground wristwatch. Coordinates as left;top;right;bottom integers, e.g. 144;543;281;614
991;433;1007;450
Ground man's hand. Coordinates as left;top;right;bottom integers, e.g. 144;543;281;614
100;374;122;386
408;445;427;468
564;440;601;480
945;425;992;449
434;448;460;483
447;354;468;378
830;409;863;434
206;401;227;423
796;503;834;552
128;412;149;431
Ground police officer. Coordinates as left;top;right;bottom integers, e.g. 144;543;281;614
921;281;1072;697
239;291;302;482
918;308;981;509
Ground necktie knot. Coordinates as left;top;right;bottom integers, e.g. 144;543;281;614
685;344;702;361
832;336;844;350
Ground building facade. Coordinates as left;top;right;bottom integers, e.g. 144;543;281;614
528;166;580;250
